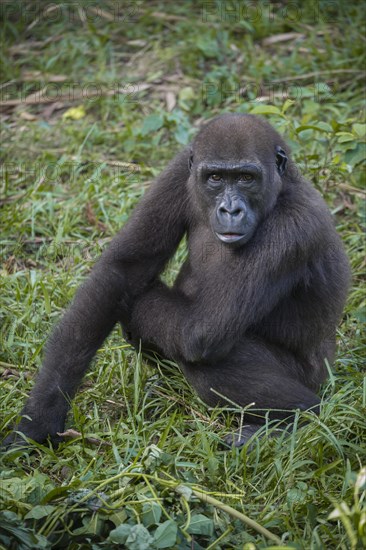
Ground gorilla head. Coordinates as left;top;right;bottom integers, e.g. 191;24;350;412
189;114;289;246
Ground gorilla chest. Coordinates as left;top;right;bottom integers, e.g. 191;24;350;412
188;225;239;270
174;229;241;298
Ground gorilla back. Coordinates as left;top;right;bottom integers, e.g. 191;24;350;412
4;114;350;448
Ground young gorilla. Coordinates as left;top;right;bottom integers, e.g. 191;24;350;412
4;114;350;447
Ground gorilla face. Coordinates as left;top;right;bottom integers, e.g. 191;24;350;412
189;115;288;248
197;160;263;247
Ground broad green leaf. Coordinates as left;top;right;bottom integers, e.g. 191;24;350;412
282;99;295;113
126;524;154;550
108;524;132;544
250;105;282;116
142;501;162;527
315;121;333;133
24;505;55;520
72;515;105;536
187;513;214;536
153;520;178;548
140;114;164;136
109;522;156;548
42;485;70;504
174;125;190;145
296;123;332;134
352;123;366;138
345;143;366;166
337;132;357;143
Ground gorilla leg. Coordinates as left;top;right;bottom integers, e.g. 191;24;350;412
180;337;321;445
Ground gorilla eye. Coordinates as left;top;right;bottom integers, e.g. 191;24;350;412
207;174;223;187
239;173;254;183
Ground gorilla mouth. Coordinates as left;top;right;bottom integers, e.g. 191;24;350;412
216;232;245;243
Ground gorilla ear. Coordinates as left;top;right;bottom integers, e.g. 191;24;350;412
275;146;287;176
189;148;194;171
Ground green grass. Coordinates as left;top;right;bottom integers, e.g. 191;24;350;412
0;1;365;548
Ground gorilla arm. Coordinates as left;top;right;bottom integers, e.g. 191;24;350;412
129;185;339;364
11;149;190;443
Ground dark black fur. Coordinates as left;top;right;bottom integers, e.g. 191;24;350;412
4;114;350;447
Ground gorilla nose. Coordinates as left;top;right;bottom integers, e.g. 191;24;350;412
218;201;245;219
219;205;242;216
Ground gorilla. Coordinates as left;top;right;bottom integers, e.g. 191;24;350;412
3;114;350;447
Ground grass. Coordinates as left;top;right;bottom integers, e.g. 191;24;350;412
0;1;365;548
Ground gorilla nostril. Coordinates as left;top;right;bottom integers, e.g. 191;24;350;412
219;206;242;216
